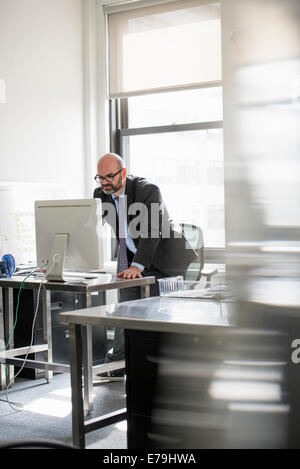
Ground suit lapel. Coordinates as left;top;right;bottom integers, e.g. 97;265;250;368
101;176;136;243
124;176;138;246
124;176;135;225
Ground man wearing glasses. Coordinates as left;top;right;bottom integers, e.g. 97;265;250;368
93;153;196;376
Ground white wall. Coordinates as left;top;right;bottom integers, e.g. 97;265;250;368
0;0;85;195
96;0;118;163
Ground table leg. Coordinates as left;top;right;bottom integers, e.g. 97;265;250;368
3;287;14;385
141;284;150;299
42;289;52;383
69;323;85;449
0;288;6;389
82;292;93;415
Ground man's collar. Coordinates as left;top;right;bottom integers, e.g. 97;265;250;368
112;175;133;199
112;185;125;200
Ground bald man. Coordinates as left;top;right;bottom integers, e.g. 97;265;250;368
94;153;197;373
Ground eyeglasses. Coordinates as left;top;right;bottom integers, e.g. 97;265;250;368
94;168;123;183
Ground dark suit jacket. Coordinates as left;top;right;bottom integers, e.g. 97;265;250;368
93;175;197;276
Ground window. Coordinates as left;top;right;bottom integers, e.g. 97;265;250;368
105;0;224;254
106;0;222;96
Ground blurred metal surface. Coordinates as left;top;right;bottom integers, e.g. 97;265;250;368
150;0;300;448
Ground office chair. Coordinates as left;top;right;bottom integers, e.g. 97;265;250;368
180;223;218;286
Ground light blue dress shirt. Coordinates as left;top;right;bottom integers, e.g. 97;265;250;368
112;191;145;272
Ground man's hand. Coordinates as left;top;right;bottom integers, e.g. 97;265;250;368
117;265;142;279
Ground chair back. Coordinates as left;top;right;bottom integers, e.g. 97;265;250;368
180;223;204;281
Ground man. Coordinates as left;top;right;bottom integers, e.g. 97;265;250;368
94;153;197;377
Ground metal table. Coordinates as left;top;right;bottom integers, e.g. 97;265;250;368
60;296;231;448
0;273;155;412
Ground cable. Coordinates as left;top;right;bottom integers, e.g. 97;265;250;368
1;261;55;411
4;276;45;410
3;264;48;352
0;265;47;411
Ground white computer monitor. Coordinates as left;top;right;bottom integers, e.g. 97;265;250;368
35;199;103;281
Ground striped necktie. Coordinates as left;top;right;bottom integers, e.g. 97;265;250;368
115;196;128;272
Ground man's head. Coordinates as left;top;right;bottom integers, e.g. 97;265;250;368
96;153;127;195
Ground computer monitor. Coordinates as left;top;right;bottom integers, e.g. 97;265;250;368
34;199;103;281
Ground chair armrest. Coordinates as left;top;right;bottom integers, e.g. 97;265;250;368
201;265;218;279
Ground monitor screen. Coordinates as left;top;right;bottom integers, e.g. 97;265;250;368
35;199;103;281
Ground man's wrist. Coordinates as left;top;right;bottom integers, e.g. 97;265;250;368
131;262;144;272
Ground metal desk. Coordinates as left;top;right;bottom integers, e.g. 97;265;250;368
60;297;231;448
0;274;155;412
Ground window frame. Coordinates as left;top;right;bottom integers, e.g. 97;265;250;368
110;86;226;263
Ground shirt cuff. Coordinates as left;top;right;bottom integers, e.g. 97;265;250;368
131;262;145;272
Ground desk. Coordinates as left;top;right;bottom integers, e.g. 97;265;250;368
0;274;155;413
60;297;231;448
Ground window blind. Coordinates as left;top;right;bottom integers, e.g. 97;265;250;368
106;0;222;97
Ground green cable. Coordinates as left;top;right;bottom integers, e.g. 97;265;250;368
2;263;48;352
1;263;48;404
